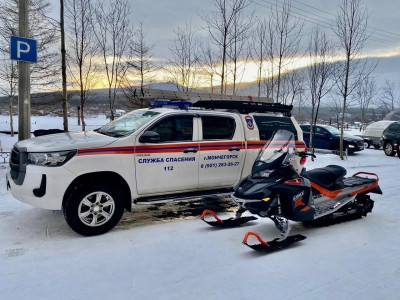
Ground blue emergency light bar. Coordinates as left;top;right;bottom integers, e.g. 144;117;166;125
150;100;193;109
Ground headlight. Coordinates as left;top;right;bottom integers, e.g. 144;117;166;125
253;170;274;178
348;144;355;148
27;150;77;166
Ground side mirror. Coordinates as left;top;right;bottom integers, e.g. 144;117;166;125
139;131;160;143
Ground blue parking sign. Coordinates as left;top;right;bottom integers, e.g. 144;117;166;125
10;36;37;63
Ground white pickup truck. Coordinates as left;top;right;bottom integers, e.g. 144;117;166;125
7;100;305;235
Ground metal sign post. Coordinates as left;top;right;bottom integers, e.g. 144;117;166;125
10;0;35;141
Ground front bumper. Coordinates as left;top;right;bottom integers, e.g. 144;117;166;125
6;165;76;210
231;193;272;214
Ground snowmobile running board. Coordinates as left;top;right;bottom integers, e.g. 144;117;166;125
201;209;257;228
242;232;307;252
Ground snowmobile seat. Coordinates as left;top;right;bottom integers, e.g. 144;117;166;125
302;165;346;190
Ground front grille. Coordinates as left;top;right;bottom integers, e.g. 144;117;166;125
11;147;20;165
9;146;26;185
357;141;364;147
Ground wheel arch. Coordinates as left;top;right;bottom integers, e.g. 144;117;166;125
63;171;132;212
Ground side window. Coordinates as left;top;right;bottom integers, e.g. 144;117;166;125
147;115;193;142
315;127;325;135
202;116;236;140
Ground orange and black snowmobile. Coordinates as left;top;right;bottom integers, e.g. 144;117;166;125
201;130;382;253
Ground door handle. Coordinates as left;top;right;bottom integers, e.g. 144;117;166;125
228;146;240;151
183;148;198;153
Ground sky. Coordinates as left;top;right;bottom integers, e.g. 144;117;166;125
40;0;400;90
48;0;400;59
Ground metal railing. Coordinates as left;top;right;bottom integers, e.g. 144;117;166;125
0;152;10;164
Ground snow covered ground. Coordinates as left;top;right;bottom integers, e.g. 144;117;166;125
0;116;399;300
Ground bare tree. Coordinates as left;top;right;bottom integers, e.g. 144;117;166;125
130;22;156;92
0;0;59;135
121;21;157;108
253;17;268;98
92;0;133;120
279;69;305;106
168;22;200;92
201;0;251;94
268;0;303;102
65;0;98;130
333;0;375;159
226;4;252;95
306;27;335;155
200;42;219;93
380;80;399;114
354;76;377;125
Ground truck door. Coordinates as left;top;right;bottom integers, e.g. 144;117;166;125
135;114;199;195
198;115;245;189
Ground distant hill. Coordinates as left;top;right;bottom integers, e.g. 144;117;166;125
1;55;398;118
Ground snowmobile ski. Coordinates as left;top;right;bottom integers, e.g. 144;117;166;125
201;209;257;228
242;232;307;252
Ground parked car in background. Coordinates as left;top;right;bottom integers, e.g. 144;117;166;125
301;124;364;154
362;120;395;149
379;122;400;156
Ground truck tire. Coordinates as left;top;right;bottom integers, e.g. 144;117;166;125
63;183;124;236
383;141;395;156
364;140;371;148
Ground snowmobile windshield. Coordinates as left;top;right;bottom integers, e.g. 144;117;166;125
96;110;160;137
252;130;296;178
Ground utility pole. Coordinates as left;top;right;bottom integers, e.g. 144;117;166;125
18;0;31;141
60;0;68;131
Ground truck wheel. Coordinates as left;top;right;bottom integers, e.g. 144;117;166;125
384;142;395;156
63;183;124;236
364;141;371;148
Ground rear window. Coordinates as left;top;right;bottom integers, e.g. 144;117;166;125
388;124;400;132
253;116;297;140
300;125;310;132
202;116;236;140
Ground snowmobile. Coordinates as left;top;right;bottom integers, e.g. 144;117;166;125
201;129;382;253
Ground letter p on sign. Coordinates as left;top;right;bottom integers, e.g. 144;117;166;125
10;36;37;63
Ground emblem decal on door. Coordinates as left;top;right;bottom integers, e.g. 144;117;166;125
245;116;254;130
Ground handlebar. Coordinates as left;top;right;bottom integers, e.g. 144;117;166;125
296;151;316;158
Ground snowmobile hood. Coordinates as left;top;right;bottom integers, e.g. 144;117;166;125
15;131;117;152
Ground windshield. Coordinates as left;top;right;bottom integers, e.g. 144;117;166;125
252;130;296;176
324;126;340;135
97;110;160;137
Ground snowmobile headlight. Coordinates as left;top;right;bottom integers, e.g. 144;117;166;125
253;170;274;178
28;150;77;167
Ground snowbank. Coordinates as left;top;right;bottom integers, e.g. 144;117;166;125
0;117;399;299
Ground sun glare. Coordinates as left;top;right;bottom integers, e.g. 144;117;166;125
64;47;400;91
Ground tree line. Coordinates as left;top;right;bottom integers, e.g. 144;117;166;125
0;0;399;159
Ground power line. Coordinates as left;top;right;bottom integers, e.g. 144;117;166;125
251;0;400;46
292;0;400;39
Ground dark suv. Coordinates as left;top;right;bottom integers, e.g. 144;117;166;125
301;124;364;154
379;122;400;156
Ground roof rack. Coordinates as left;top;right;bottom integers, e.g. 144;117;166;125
137;89;273;103
192;100;293;116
